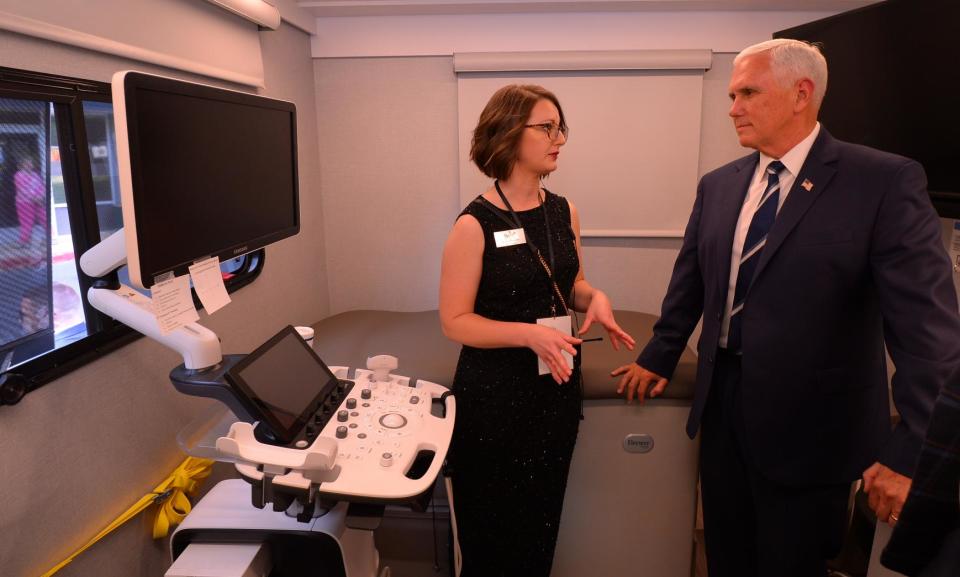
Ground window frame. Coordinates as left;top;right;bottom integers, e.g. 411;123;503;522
0;66;266;401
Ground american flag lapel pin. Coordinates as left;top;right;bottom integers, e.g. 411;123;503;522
801;179;814;191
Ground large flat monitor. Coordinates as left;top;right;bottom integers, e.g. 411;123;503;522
112;71;299;289
777;0;960;217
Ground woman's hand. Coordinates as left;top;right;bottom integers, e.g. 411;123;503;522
577;291;636;351
525;324;582;384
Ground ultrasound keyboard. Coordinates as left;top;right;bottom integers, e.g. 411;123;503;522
215;354;455;518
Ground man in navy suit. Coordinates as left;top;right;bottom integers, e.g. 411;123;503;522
612;39;960;576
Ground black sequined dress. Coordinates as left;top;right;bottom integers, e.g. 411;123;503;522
449;190;582;577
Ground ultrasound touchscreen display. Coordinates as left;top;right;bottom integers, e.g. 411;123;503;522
225;326;338;443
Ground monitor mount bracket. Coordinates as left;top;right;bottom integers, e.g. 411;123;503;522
80;228;222;371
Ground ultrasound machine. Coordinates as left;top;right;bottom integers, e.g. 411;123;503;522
167;338;454;577
78;71;455;577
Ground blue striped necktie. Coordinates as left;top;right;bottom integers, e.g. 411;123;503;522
727;160;785;353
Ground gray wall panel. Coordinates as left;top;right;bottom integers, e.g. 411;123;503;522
0;21;326;577
314;56;460;314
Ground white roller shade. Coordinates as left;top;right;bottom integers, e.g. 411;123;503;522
457;50;711;237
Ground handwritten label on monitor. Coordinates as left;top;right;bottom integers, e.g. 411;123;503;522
189;257;231;314
151;274;200;334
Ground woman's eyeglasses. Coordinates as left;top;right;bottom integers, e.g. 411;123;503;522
525;122;568;141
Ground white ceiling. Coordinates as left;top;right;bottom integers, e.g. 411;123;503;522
297;0;880;18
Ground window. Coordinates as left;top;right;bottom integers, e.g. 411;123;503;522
0;67;265;403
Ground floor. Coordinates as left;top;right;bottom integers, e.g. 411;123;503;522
377;494;708;577
377;483;871;577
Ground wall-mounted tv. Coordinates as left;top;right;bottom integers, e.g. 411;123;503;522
777;0;960;217
113;71;299;289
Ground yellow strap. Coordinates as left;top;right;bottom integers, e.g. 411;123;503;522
40;455;214;577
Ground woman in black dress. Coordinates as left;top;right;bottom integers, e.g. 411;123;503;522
439;84;635;576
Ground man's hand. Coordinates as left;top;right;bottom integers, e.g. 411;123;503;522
611;363;668;404
863;462;912;526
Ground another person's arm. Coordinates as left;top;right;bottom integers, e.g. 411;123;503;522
439;214;581;384
881;371;960;576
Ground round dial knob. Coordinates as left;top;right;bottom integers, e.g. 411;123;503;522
380;452;393;467
336;426;348;439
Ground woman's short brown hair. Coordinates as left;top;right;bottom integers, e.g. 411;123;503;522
470;84;567;181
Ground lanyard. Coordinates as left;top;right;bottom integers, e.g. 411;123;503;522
477;181;567;315
494;180;556;273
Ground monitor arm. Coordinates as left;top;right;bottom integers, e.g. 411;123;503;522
80;229;222;370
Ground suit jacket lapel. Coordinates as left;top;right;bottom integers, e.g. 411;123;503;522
750;129;840;289
715;153;758;300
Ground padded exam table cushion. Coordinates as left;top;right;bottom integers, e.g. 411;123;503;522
311;310;695;401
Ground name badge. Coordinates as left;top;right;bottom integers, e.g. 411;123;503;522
494;228;526;248
536;315;574;376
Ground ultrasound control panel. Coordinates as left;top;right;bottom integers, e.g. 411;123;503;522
314;366;452;502
216;355;455;511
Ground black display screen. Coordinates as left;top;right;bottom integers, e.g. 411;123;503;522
225;326;338;444
120;72;299;287
777;0;960;216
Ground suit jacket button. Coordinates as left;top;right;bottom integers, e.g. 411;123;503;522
716;312;722;321
707;355;714;363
